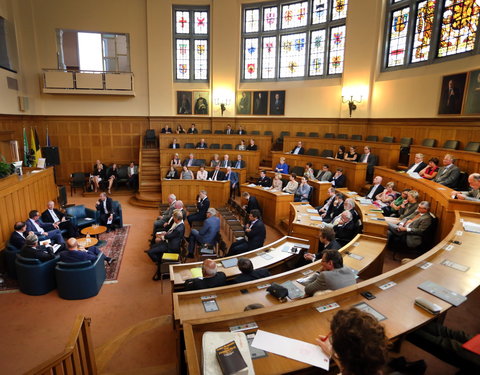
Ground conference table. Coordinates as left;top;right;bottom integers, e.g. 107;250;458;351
183;211;480;374
161;179;230;207
240;183;294;227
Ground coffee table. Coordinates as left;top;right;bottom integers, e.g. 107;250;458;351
81;225;107;238
77;237;99;248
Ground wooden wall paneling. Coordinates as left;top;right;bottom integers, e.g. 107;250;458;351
337;119;368;138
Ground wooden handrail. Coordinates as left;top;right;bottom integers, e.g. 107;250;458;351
25;316;97;375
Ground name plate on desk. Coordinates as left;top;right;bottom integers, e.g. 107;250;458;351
418;280;467;307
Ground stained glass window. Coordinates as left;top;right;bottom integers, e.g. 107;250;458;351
384;1;480;71
173;6;209;82
241;1;348;81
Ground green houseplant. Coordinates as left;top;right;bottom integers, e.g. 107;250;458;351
0;156;13;179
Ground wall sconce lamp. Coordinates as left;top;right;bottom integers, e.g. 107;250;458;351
214;97;231;116
342;95;362;117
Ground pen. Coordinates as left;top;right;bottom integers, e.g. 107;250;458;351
321;332;331;342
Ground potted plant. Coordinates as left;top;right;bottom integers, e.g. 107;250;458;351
0;156;13;179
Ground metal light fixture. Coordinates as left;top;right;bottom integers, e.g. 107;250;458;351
342;95;363;117
214;97;231;116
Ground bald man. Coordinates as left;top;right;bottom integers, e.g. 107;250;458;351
60;238;115;265
183;259;227;291
41;201;78;237
434;154;460;188
452;173;480;201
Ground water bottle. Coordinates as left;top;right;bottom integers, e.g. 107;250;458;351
86;234;91;244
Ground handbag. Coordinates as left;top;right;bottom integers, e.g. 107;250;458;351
267;282;288;300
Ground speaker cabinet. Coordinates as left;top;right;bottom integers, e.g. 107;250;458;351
41;147;60;166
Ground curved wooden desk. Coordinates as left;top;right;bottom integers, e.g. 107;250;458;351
183;211;480;374
240;183;294;227
374;166;480;238
169;236;308;290
161;179;230;207
173;234;386;327
271;151;367;193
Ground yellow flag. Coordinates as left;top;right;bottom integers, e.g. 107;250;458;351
30;128;41;167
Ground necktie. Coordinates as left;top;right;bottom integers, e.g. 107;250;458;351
236;161;240;168
213;171;218;180
50;210;59;222
404;213;421;227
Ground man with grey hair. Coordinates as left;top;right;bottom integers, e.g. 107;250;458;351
187;190;210;226
387;201;433;250
406;153;427;174
434;154;460;188
333;211;359;246
147;210;185;263
20;234;56;262
187;207;220;258
152;194;176;234
41;201;78;237
452;173;480;201
184;259;227;290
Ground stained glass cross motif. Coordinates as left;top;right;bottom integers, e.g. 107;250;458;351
283;40;293;51
297;7;306;20
248;46;257;54
247;64;256;74
266;12;276;24
284;10;293;22
179;44;188;55
331;56;341;67
288;61;298;72
179;17;187;28
179;64;188;74
196;44;205;55
295;38;305;51
265;42;274;52
314;35;323;47
333;32;343;45
197;17;205;27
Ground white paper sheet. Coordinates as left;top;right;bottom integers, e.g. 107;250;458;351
251;330;330;370
310;216;322;221
306;209;318;213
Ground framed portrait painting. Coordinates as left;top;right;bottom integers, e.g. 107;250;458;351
236;91;252;115
269;90;286;115
193;91;209;115
438;73;467;115
252;91;268;115
464;69;480;115
177;91;192;115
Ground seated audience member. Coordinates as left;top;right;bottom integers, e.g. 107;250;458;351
237;125;247;135
365;176;384;199
335;145;346;160
171;153;182;166
196;165;208;180
275;156;289;174
234;257;270;283
26;210;65;245
304;162;315;180
330;167;346;188
246;138;257;151
294;176;312;202
220;154;231;168
183;153;196;167
165;165;179;179
9;221;31;249
210;153;221;167
382;188;410;217
196;138;208;149
317;187;336;216
344;146;359;162
433;154;460;188
95;193;115;232
315;164;333;181
257;170;271;187
153;199;184;236
303;250;356;296
283;173;298;194
323;193;345;224
343;198;360;225
333;211;359;246
153;194;177;233
406;153;427;174
208;165;225;181
236;139;246;151
183;259;227;291
271;173;283;190
169;138;180;149
127;162;139;189
187;208;220;257
316;308;388;375
20;234;56;262
180;166;194;180
161;124;172;134
242;191;261;214
175;124;185;134
418;157;439;180
187;190;210;226
224;124;233;134
291;141;305;155
233;154;245;169
391;190;420;222
452;173;480;201
359;145;377;182
304;227;341;263
187;123;198;134
163;200;186;231
60;238;114;264
106;163;119;194
91;161;107;193
41;201;77;237
373;181;397;208
387;201;433;250
224;167;239;196
147;210;185;263
228;209;266;256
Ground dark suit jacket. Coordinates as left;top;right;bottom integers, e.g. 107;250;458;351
96;197;113;215
198;216;220;245
224;129;234;134
246;144;258;151
9;231;26;249
246;219;266;250
232;160;246;169
21;245;55;262
291;146;305;154
25;218;55;236
434;165;461;188
184;272;227;291
400;212;433;248
246;196;261;213
41;208;66;223
224;171;239;186
187;128;198;134
164;223;185;252
330;174;346;188
165;169;179;179
315;240;342;260
334;220;359;246
60;248;100;262
360;153;377;167
234;268;270;283
169;143;180;149
196;142;208;149
324;202;344;223
220;160;231;168
183;158;197;167
257;176;272;187
161;127;173;133
208;170;226;181
237;129;247;135
365;184;385;199
406;161;427;174
197;197;210;219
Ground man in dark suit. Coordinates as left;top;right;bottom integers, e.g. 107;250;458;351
228;209;266;255
434;154;461;188
359;146;378;182
224;167;239;197
220;154;231;168
196;138;208;149
334;211;359;246
183;259;227;290
224;124;234;134
60;237;114;264
95;193;115;232
317;187;336;216
41;201;77;237
257;170;272;187
208;165;225;181
365;176;385;199
291;141;305;155
187;123;198;134
187;190;210;226
406;153;427;174
234;257;270;283
330;168;346;188
188;208;220;257
323;193;345;224
9;221;30;249
25;210;65;245
304;227;342;263
20;234;56;262
233;154;246;169
237;126;247;135
169;138;180;149
183;153;196;167
147;211;185;263
242;191;261;214
161;125;172;134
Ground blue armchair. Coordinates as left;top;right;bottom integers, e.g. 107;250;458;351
112;200;123;228
5;242;20;279
15;255;59;295
55;253;106;300
66;204;97;228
